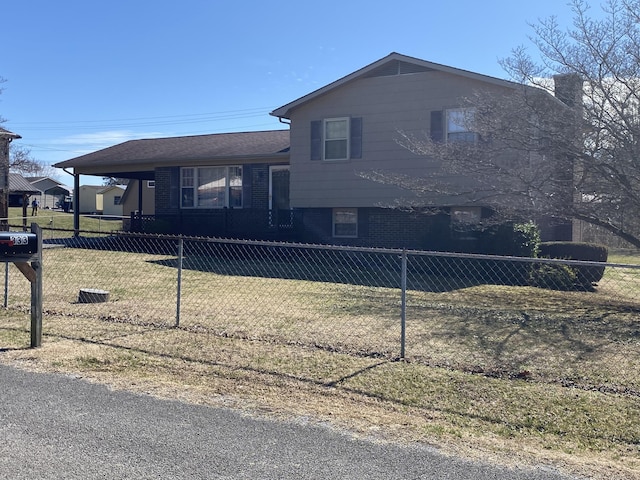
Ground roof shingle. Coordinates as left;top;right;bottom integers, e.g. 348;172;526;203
54;130;290;169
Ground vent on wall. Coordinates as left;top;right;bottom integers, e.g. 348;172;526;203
364;60;434;78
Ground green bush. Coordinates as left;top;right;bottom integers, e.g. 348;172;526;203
473;222;540;285
476;221;540;257
529;263;578;291
538;242;608;290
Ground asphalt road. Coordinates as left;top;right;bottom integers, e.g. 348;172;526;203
0;365;579;479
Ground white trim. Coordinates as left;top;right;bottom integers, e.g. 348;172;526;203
323;117;350;161
180;166;243;209
332;207;358;238
445;107;477;143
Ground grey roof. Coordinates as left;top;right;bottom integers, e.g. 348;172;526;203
270;52;525;119
10;173;40;194
54;130;290;170
0;127;21;139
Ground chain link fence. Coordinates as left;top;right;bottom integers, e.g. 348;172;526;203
3;227;640;369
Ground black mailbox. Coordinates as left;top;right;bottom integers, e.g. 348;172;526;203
0;232;38;257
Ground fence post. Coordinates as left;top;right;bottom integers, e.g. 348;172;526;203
3;261;8;308
175;237;183;327
400;249;407;359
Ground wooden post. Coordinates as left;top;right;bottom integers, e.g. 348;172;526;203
30;223;42;348
0;223;42;347
0;128;21;231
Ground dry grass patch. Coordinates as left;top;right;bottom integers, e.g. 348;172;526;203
2;244;640;478
2;308;640;479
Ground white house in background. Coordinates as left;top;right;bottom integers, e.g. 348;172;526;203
99;185;126;216
78;185;104;213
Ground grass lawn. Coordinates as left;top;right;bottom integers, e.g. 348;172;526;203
7;207;123;236
0;240;639;479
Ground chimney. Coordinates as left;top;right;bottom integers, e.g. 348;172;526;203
553;73;583;108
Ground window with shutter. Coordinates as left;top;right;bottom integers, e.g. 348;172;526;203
324;118;349;160
309;117;363;161
446;108;477;143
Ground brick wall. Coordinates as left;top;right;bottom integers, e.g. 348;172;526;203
298;207;449;249
251;165;269;209
154;168;173;213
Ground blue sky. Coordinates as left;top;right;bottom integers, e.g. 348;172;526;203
2;1;596;185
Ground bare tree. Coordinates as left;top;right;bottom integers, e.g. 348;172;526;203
9;144;59;179
372;0;640;248
102;177;129;186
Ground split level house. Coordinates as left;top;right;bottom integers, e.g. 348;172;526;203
54;52;577;250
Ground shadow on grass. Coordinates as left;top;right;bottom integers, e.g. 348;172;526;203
149;255;482;293
406;298;640;390
39;327;640;449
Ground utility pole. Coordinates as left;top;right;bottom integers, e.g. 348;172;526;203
0;127;21;231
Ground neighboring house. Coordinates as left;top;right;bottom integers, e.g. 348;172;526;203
26;176;71;210
99;185;126;216
121;179;156;216
8;173;40;209
78;185;105;214
53;53;576;248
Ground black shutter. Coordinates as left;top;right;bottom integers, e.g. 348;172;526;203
169;167;180;209
430;111;444;142
242;164;252;208
310;120;322;160
350;117;362;159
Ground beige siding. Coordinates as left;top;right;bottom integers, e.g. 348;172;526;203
122;180;156;216
79;186;103;213
288;70;508;208
101;187;125;216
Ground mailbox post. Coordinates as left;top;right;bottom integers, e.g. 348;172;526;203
0;224;42;347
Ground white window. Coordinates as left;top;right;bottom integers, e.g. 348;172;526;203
446;108;477;143
147;180;155;188
451;206;481;241
333;208;358;237
451;206;482;225
324;117;349;160
180;166;243;208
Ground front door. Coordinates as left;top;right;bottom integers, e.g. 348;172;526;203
269;166;290;227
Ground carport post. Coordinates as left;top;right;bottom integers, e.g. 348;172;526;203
73;173;80;237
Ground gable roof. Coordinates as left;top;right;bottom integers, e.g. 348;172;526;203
53;130;290;178
26;176;70;191
0;127;21;140
9;173;40;194
270;52;522;119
